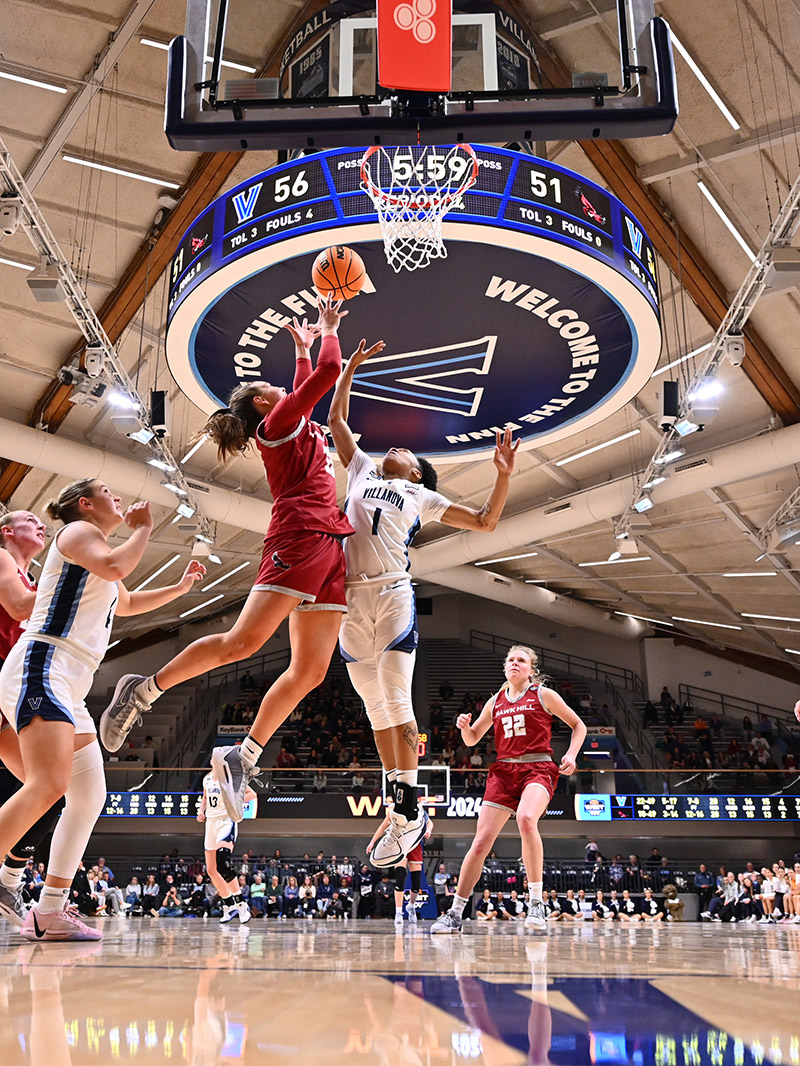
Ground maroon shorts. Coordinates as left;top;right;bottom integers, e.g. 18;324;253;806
483;760;559;814
254;530;347;610
407;842;423;864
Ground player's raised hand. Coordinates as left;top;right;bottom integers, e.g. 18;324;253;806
456;713;472;732
493;426;520;477
179;560;206;591
283;316;321;351
124;501;153;530
316;292;349;334
349;338;386;370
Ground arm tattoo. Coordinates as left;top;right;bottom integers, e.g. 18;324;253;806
401;723;419;751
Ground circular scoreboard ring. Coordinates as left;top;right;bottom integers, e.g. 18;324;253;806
166;145;661;463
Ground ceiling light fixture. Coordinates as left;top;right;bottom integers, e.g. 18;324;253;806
643;476;668;489
203;561;251;591
670;33;740;131
785;648;800;656
180;593;224;618
181;435;209;464
555;429;640;467
208;553;222;565
650;343;712;379
697;181;756;263
672;616;742;630
614;611;673;626
0;70;67;94
62;154;181;190
108;391;138;410
475;551;538;566
176;502;196;519
722;572;777;578
147;458;176;473
742;612;800;623
133;554;182;592
633;494;654;513
578;556;651;567
0;255;33;271
654;448;685;465
162;482;188;496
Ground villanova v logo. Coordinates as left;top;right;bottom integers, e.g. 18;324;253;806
27;697;43;710
232;183;263;225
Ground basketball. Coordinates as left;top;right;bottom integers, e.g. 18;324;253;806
311;245;366;300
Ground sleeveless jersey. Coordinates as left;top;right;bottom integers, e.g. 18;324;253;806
22;528;119;670
344;448;450;583
491;682;553;760
0;564;36;659
202;772;230;823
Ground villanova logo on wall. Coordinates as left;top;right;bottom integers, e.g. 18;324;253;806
166;146;661;462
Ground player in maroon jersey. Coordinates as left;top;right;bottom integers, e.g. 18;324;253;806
99;294;355;821
431;645;586;934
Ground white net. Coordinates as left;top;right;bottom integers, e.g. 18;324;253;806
360;145;478;272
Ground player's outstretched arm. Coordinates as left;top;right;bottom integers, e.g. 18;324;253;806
0;550;36;621
116;560;206;616
58;500;153;582
328;337;386;467
457;696;496;746
440;427;520;531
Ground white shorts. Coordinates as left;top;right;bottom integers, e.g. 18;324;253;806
204;816;236;851
0;638;96;735
340;580;417;663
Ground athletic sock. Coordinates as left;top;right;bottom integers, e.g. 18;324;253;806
530;882;544;904
395;907;404;918
450;894;469;919
396;769;418;788
138;675;163;705
38;886;70;914
0;856;26;891
239;735;262;770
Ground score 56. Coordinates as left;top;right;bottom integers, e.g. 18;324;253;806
274;170;309;203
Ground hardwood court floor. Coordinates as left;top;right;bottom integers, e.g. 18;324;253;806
1;918;799;1065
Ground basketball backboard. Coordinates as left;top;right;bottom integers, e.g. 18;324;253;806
165;0;677;151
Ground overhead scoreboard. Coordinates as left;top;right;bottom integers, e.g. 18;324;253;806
576;794;800;822
165;144;662;463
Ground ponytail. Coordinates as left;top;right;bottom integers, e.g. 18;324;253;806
203;383;265;463
46;478;97;524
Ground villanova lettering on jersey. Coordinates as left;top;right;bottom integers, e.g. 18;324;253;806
362;486;405;510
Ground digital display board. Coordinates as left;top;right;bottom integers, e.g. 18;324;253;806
167;144;659;322
102;793;256;818
575;794;800;821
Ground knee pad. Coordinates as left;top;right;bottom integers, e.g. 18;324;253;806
8;797;64;860
216;849;236;883
410;869;421;893
382;702;416;729
365;703;392;732
394;866;407;893
47;742;106;881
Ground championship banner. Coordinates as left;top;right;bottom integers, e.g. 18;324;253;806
377;0;452;91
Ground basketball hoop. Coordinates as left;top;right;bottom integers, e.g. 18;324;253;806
360;144;478;272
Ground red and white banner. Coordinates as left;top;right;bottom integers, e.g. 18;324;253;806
377;0;452;92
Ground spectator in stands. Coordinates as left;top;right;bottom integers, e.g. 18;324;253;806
659;687;673;714
694;865;714;912
158;884;184;918
142;874;160;917
351;766;366;792
609;855;625;891
693;714;707;737
584;839;600;864
708;713;722;738
249;873;267;917
187;875;210;918
355;864;375;919
125;876;142;912
283;876;301;918
323;891;345;919
590;856;608;891
545;889;563;921
373;873;394;919
738;877;762;923
265;876;283;918
439;681;454;702
312;769;327;793
707;872;741;922
576;889;594;921
239;670;257;693
741;716;754;743
642;701;658;728
625;855;643;892
757;714;773;743
433;864;454;914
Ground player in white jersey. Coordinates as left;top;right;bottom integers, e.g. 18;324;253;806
328;339;519;867
198;769;254;924
0;478;204;941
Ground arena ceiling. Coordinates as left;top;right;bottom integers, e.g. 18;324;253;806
1;0;800;674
